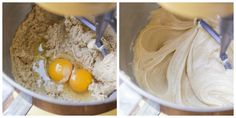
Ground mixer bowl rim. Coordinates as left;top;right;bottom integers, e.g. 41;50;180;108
119;70;233;112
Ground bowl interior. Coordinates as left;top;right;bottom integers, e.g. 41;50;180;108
120;3;159;83
3;3;116;106
119;3;233;112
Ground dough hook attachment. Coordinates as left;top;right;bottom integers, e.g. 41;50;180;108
76;9;116;57
198;19;233;69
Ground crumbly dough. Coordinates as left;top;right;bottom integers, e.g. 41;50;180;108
10;6;116;101
89;53;116;99
133;9;233;107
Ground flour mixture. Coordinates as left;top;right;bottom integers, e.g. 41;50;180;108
133;8;233;107
10;6;116;101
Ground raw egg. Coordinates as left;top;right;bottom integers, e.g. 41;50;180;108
48;58;73;83
69;69;93;93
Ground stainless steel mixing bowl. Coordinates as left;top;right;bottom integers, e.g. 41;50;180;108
119;3;233;115
3;3;116;115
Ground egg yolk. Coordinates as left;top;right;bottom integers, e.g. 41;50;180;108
48;58;73;83
69;69;93;93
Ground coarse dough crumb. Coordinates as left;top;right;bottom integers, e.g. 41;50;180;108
133;8;233;107
89;53;116;100
10;6;116;101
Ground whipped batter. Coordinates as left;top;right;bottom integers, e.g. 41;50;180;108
133;9;233;107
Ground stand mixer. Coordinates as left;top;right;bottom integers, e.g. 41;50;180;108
160;3;233;69
118;3;233;115
3;3;117;115
38;3;116;57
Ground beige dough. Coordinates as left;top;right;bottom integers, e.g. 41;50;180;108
133;9;233;107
